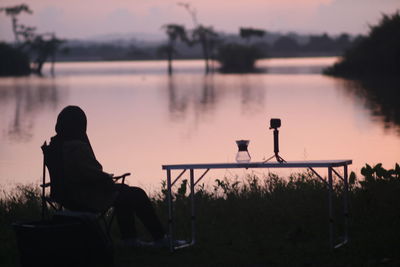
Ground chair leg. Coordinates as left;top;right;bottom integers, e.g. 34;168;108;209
101;210;115;245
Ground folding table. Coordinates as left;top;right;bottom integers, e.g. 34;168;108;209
162;160;352;251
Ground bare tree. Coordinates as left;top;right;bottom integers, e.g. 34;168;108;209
0;4;32;44
178;3;219;74
192;25;219;74
29;33;64;76
161;24;188;75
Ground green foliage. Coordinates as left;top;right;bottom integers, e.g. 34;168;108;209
0;43;31;76
217;43;263;73
325;11;400;77
360;163;400;185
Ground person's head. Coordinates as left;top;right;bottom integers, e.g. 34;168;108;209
55;105;88;142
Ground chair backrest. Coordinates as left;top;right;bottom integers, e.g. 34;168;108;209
41;140;66;204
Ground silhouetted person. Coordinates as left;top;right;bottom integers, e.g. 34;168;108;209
49;105;166;247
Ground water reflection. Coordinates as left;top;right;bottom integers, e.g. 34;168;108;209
166;75;218;122
166;76;189;120
1;58;399;189
238;75;265;116
0;78;65;142
340;77;400;134
165;74;265;124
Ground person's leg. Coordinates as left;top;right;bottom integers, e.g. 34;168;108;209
129;186;165;241
113;184;165;241
113;184;136;239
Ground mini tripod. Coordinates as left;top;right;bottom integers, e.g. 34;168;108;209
264;118;286;163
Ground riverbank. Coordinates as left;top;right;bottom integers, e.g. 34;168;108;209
1;163;399;266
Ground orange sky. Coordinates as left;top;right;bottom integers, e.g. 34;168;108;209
0;0;399;41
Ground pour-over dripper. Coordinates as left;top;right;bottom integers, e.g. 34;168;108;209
235;140;251;163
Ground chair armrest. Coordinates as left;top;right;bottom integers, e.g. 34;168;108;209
113;172;131;184
40;183;51;188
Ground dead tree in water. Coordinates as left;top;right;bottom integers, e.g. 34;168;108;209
161;24;188;75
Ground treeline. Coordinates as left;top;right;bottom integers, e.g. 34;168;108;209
325;11;400;78
56;32;356;62
268;33;355;57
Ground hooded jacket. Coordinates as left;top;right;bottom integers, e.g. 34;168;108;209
51;106;116;212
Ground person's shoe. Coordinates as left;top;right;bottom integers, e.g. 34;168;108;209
121;238;154;248
152;235;188;248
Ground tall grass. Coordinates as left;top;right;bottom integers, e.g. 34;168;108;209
0;184;42;266
2;163;400;266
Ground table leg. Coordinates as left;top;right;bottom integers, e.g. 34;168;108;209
167;169;173;252
343;164;349;243
190;169;196;245
328;167;334;249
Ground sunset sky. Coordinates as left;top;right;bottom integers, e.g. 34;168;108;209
0;0;398;41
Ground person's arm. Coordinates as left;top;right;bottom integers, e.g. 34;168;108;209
64;140;114;186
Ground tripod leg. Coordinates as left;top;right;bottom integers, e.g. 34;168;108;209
263;155;276;163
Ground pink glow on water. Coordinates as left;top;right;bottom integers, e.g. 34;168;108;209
0;58;399;191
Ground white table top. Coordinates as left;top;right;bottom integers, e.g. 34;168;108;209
162;160;352;170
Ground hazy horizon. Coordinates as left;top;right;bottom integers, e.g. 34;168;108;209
0;0;399;42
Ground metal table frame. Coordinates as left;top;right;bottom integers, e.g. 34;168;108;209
162;160;352;252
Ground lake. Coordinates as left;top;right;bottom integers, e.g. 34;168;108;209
1;57;399;192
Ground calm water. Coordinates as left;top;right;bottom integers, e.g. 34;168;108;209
1;58;399;191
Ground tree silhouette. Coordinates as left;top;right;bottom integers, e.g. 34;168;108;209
0;4;32;44
161;24;188;75
28;33;64;75
240;27;265;43
192;25;219;74
178;3;219;74
325;11;400;77
0;43;30;76
1;4;65;76
272;36;299;54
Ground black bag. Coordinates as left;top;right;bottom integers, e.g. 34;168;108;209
13;214;113;267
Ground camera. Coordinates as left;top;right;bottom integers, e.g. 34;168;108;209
270;118;281;129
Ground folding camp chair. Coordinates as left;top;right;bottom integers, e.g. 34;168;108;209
40;140;131;240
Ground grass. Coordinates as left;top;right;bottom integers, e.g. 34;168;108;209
1;163;400;266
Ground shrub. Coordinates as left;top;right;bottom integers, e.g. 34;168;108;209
217;43;263;73
324;11;400;77
0;43;31;76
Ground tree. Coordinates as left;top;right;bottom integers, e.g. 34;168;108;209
29;33;64;75
325;11;400;77
1;4;65;76
178;2;220;74
305;33;334;52
192;25;219;74
0;4;65;76
335;33;352;51
161;24;188;75
216;27;267;72
217;43;262;73
0;4;32;44
16;25;64;76
240;28;266;43
272;36;299;56
0;43;30;76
